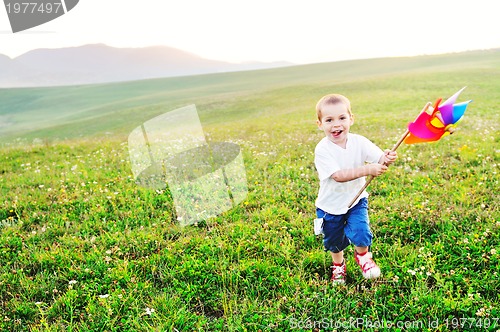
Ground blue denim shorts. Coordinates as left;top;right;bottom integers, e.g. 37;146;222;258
316;198;372;253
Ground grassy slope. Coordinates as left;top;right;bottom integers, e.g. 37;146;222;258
0;50;499;331
1;49;499;141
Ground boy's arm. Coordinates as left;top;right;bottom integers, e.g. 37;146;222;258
333;149;397;182
332;163;388;182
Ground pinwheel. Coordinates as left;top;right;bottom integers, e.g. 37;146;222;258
404;87;471;144
348;87;471;208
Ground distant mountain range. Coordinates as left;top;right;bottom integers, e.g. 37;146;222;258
0;44;293;88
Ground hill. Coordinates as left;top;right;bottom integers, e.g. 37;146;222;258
0;44;292;88
1;48;499;143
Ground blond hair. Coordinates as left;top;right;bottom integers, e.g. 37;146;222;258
316;94;352;121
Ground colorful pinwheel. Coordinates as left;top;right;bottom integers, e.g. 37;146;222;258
404;87;471;144
347;87;471;208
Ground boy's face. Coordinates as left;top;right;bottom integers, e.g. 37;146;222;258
317;102;353;147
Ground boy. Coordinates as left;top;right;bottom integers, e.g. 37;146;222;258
314;94;397;284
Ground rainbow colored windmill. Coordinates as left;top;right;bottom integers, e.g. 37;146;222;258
404;87;471;144
347;87;471;208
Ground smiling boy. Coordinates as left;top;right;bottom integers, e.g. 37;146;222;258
314;94;397;284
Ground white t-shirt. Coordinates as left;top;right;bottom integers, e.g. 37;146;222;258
314;133;384;215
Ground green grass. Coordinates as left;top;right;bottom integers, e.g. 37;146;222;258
1;50;499;331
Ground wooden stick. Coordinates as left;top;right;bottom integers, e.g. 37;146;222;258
346;102;432;208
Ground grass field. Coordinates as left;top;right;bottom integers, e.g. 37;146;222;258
1;50;499;331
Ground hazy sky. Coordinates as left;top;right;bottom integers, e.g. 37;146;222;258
1;0;499;64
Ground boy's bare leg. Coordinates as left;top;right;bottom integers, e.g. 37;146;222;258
355;246;368;255
331;251;344;264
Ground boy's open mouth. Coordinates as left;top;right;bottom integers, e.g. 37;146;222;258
331;130;343;137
